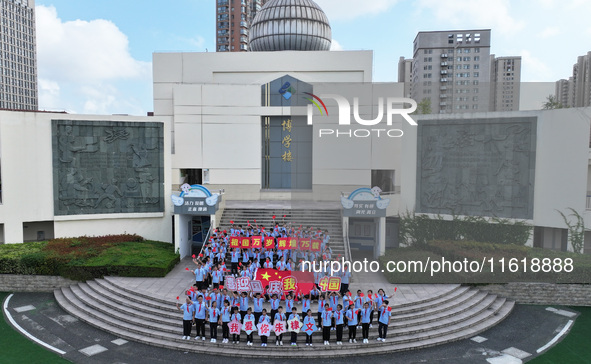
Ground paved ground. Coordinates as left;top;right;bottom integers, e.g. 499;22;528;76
4;292;577;364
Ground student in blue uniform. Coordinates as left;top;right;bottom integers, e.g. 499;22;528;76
303;309;316;346
208;301;220;343
270;293;280;324
274;306;286;346
346;303;358;343
244;307;256;346
334;304;345;345
239;291;249;322
176;297;195;340
321;303;332;346
221;300;231;343
252;292;265;325
288;307;300;346
193;295;207;341
231;307;241;344
377;300;391;342
317;294;327;325
259;309;271;347
360;302;372;343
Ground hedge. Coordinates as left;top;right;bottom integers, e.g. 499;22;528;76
0;235;180;281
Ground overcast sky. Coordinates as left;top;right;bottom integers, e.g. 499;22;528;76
35;0;591;115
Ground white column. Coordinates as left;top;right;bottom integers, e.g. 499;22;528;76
175;214;191;259
375;217;386;259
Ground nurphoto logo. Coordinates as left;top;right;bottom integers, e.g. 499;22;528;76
306;95;418;138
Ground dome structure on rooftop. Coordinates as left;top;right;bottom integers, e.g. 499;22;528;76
249;0;332;52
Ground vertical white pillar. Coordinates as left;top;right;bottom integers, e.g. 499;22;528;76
376;217;386;259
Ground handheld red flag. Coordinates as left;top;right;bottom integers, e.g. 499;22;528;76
199;253;203;258
394;287;397;292
220;285;224;290
387;307;392;312
230;220;234;224
273;215;276;219
359;293;364;297
192;254;196;259
176;296;180;300
185;268;190;271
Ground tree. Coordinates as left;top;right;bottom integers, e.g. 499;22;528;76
413;98;432;115
542;94;566;110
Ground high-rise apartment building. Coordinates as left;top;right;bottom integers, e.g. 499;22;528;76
556;51;591;108
397;56;412;98
0;0;38;110
490;56;521;112
216;0;268;52
399;30;521;114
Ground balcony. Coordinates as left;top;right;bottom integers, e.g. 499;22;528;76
441;53;448;58
440;78;448;82
440;86;447;90
441;62;448;66
440;94;448;98
439;102;447;106
440;70;448;75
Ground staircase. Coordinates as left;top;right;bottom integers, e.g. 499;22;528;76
54;278;515;358
218;208;346;258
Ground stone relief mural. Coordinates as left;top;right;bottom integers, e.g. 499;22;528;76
416;117;537;219
52;120;164;215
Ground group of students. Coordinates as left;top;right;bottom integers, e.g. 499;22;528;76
176;286;394;347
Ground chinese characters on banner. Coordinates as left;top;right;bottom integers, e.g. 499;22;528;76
299;239;311;251
225;276;237;291
267;281;283;296
277;237;289;250
243;318;256;334
250;280;264;294
273;320;287;335
229;237;240;249
289;237;298;249
251;236;263;249
288;318;302;333
229;320;242;335
257;322;271;337
240;237;250;249
282;276;298;292
264;237;275;249
318;276;341;292
311;239;322;252
237;277;251;292
281;119;294;163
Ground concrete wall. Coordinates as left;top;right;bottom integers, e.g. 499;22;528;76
482;282;591;306
0;111;173;244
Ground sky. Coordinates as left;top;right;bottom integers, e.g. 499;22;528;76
34;0;591;115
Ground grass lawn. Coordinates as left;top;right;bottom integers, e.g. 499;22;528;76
0;292;71;364
529;306;591;364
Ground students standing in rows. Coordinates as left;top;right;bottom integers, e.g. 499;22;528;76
230;307;241;344
270;293;280;324
244;307;255;346
334;304;345;345
252;292;264;324
360;301;372;343
274;306;286;346
288;307;300;347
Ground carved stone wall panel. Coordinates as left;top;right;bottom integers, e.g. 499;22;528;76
52;120;164;215
416;117;537;219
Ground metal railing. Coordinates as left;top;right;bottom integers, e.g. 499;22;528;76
343;217;352;262
196;224;214;259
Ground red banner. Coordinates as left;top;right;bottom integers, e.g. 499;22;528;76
299;239;311;251
289;237;298;249
264;237;275;249
229;236;240;249
240;237;251;249
311;239;322;252
251;236;263;249
277;237;289;250
255;268;314;295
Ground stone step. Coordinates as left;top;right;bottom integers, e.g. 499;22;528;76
54;286;515;358
395;287;478;316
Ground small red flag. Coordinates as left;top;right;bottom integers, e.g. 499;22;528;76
254;219;257;223
199;253;203;257
223;230;227;233
283;215;286;218
359;293;364;297
326;307;332;311
239;262;242;266
394;287;397;292
230;220;234;224
186;290;191;295
185;268;189;271
223;268;227;272
273;215;276;219
220;285;224;290
192;254;196;259
387;307;392;312
176;296;180;300
206;296;212;301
